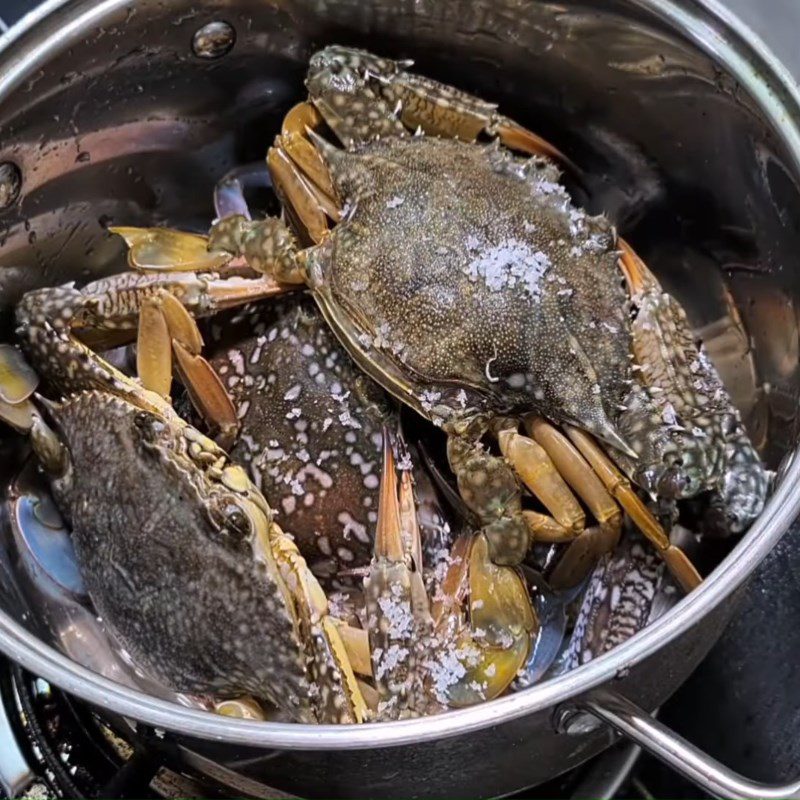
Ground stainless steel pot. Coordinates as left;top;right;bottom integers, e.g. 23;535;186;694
0;0;799;797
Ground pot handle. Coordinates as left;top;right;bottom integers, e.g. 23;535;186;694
565;688;800;800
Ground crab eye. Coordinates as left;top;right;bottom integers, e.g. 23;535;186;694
223;504;252;539
133;411;163;440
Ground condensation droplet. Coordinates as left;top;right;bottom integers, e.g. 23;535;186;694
191;21;236;59
0;162;22;209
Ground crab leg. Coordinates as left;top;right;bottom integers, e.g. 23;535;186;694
386;72;570;166
304;47;574;169
137;290;204;396
331;621;372;678
267;146;331;245
433;533;537;708
429;534;472;626
563;525;669;671
0;396;37;433
66;269;290;330
618;237;707;421
523;417;624;588
0;344;40;433
208;215;308;285
0;344;39;405
495;421;586;536
617;237;768;534
363;438;432;719
521;510;577;543
617;237;655;296
28;266;287;445
215;696;268;721
280;102;339;202
525;417;622;536
111;227;234;273
365;437;538;716
137;297;173;399
492;418;622;588
132;289;238;444
269;529;368;723
17;286;180;427
398;466;433;617
446;428;531;565
564;424;702;593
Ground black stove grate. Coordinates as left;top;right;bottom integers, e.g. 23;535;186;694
1;660;163;799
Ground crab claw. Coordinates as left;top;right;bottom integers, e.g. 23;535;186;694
0;344;39;404
363;434;432;719
270;531;368;724
0;397;36;433
437;533;537;708
110;227;233;272
215;696;268;720
364;435;539;713
0;345;40;434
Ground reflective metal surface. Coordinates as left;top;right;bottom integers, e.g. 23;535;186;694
0;685;34;798
580;690;800;799
0;0;798;796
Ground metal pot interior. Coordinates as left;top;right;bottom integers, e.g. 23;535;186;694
0;0;798;744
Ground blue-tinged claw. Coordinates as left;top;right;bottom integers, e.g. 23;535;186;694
15;491;86;599
213;162;274;221
514;567;592;687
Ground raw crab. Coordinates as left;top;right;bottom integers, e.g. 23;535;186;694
186;46;764;591
9;275;368;723
189;296;395;585
177;276;453;588
0;273;539;721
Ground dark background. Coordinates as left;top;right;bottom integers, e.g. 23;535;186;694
0;0;29;30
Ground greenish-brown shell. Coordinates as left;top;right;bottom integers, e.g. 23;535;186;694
309;136;631;444
41;390;313;720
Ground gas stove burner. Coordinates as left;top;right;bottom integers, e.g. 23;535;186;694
0;660;209;800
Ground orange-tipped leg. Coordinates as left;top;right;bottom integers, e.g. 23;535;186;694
135;288;238;445
617;237;660;296
492;117;580;176
363;436;432;719
564;424;702;592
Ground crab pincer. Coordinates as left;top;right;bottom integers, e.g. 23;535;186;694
0;343;40;432
364;435;538;718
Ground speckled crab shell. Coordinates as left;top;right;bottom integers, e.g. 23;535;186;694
307;136;633;443
199;296;395;583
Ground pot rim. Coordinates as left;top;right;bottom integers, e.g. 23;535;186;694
0;0;798;750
